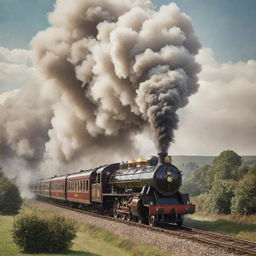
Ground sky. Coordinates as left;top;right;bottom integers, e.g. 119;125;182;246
0;0;255;163
0;0;256;63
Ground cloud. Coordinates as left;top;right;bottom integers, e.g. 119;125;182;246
0;89;19;104
171;48;256;155
0;47;37;93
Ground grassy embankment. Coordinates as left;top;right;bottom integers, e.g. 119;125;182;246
0;214;171;256
184;210;256;242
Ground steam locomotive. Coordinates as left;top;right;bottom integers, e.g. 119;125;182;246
31;153;195;226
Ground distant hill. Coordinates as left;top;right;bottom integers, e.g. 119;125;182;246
172;155;214;169
241;155;256;165
171;155;256;178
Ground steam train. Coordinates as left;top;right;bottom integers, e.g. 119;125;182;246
31;153;195;226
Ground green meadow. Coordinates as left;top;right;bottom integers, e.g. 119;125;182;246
0;215;171;256
185;212;256;242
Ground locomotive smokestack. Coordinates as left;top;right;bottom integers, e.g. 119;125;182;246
158;152;168;164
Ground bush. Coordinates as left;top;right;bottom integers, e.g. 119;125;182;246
0;173;23;215
231;173;256;215
12;211;78;253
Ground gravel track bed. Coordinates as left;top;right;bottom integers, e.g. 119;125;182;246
30;200;243;256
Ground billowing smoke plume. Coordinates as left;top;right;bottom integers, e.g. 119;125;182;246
32;0;200;153
0;0;200;181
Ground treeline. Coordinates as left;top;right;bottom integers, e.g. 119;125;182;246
182;150;256;215
0;171;22;215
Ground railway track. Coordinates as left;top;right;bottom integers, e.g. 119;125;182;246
39;200;256;255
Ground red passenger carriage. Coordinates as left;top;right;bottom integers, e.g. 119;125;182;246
51;175;66;201
66;171;92;204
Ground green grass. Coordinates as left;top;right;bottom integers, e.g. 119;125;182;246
80;223;169;256
184;212;256;242
0;214;171;256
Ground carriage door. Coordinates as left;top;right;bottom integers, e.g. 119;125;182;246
92;172;102;203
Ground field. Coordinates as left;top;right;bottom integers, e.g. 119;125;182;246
0;214;170;256
185;212;256;242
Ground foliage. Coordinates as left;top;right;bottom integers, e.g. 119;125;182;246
12;211;78;253
0;172;22;215
183;150;256;215
183;165;211;196
203;180;237;214
231;173;256;215
213;150;242;167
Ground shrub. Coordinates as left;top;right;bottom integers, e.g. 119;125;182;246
0;173;22;215
231;173;256;215
12;211;78;253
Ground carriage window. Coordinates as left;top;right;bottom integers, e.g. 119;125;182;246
80;181;82;191
83;180;85;191
86;180;89;191
97;173;100;183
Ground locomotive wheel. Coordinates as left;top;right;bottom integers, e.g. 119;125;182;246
113;200;119;219
148;215;157;227
126;214;132;221
113;210;118;219
176;220;183;227
138;217;147;224
176;214;183;227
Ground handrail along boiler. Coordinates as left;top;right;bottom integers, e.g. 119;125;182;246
32;153;195;226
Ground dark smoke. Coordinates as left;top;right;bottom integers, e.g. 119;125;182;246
0;0;200;183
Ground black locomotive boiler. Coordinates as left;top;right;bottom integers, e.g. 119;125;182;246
32;153;195;227
109;153;195;226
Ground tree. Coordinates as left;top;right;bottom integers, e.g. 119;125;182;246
212;162;235;181
203;180;236;214
0;172;23;215
190;165;211;195
231;171;256;215
213;150;242;167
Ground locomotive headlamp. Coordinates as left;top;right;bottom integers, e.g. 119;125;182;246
167;176;173;183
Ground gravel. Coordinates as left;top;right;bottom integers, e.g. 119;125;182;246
30;200;244;256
